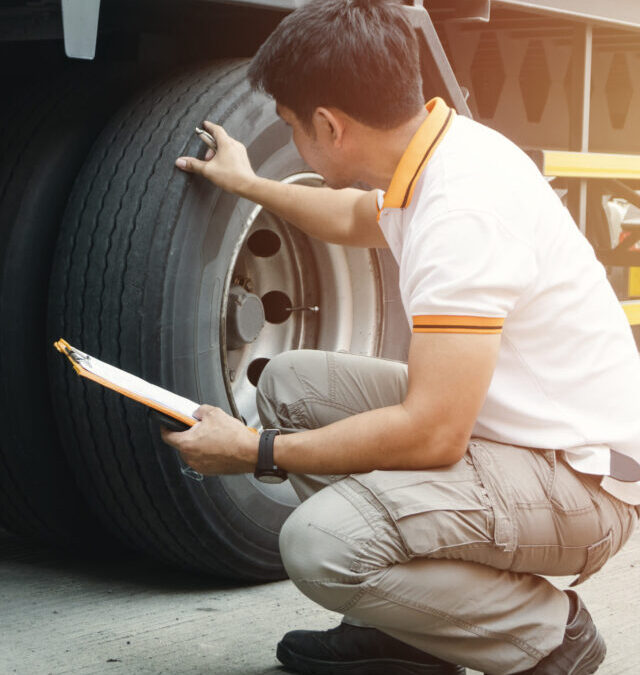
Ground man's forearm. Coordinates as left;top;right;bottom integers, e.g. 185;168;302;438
271;403;466;475
237;176;368;246
176;123;380;247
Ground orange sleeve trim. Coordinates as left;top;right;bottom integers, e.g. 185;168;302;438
412;315;504;334
414;327;503;334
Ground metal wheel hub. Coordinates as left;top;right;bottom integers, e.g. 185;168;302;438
226;285;265;350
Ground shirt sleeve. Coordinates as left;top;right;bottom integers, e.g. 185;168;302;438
375;190;385;222
404;209;537;334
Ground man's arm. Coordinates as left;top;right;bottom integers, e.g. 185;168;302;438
162;331;501;475
271;332;501;474
175;123;388;249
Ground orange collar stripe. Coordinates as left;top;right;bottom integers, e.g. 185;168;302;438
382;98;456;211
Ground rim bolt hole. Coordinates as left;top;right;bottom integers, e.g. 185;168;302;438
248;229;281;257
262;290;292;324
247;358;270;387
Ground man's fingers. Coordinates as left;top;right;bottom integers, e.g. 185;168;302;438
203;121;228;139
160;426;182;446
175;156;207;174
194;404;215;420
177;124;231;173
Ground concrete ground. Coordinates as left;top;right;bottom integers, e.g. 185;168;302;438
1;527;639;675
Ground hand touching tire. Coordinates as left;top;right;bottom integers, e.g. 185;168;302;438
175;121;257;196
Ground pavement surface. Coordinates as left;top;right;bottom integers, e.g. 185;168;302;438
1;527;639;675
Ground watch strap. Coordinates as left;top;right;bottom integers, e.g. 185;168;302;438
255;429;283;476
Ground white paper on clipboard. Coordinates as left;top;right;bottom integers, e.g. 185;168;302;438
53;338;199;427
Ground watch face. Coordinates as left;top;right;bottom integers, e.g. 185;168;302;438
257;472;287;484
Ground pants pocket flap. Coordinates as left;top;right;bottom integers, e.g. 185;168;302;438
570;529;613;587
350;470;485;519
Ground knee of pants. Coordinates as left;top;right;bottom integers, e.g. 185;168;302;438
278;488;373;609
255;351;294;427
255;349;326;428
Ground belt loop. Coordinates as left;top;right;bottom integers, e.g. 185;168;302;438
543;449;557;499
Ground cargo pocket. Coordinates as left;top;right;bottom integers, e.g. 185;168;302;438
349;462;494;558
467;440;519;555
570;529;613;587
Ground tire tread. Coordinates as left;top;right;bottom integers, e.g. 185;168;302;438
49;61;276;576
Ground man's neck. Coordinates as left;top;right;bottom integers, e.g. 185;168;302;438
354;108;429;191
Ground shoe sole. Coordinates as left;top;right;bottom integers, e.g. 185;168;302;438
581;641;606;675
276;642;466;675
557;631;607;675
528;624;607;675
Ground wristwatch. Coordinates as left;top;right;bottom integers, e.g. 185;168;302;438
254;429;288;483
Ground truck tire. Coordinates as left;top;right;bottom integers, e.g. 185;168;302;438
47;60;409;580
0;67;136;545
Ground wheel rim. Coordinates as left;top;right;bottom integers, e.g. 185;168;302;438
222;173;384;424
214;172;385;512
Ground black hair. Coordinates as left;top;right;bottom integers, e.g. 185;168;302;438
248;0;424;130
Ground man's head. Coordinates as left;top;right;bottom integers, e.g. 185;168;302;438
248;0;425;187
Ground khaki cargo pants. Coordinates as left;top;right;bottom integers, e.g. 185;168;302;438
255;349;639;675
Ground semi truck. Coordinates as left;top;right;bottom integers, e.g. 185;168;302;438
1;0;639;581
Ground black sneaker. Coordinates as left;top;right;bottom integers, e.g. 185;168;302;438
276;621;466;674
487;590;606;675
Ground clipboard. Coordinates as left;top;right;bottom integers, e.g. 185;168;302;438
54;338;260;483
54;338;259;435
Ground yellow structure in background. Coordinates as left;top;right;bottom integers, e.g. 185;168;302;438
629;268;640;299
536;150;640;323
539;151;640;180
622;300;640;326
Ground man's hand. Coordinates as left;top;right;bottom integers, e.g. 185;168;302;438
174;121;387;249
160;404;258;475
175;121;257;196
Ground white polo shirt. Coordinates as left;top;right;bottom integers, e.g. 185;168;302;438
377;97;640;505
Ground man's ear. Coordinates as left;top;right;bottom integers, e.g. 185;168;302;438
313;107;346;147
